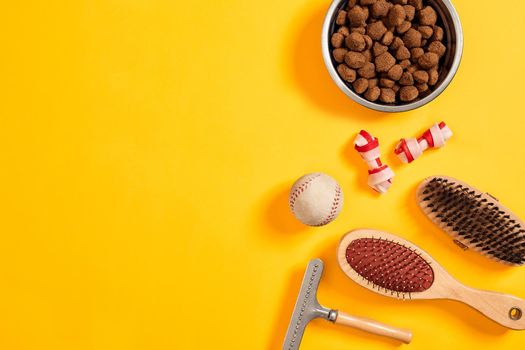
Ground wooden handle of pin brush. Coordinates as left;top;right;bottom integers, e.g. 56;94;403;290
335;311;413;343
449;283;525;330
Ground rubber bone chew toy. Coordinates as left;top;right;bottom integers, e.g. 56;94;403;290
354;130;394;194
394;122;453;163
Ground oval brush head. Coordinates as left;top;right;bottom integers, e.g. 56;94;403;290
346;238;434;294
338;229;440;300
417;176;525;266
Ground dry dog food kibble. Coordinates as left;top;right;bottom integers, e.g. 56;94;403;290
353;78;369;93
337;64;357;82
330;0;447;104
333;48;348;62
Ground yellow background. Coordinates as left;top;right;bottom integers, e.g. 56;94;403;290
1;0;524;349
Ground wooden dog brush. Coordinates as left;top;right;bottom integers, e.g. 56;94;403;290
337;229;525;330
417;176;525;266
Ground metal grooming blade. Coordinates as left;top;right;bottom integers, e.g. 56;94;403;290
283;259;334;350
283;259;412;349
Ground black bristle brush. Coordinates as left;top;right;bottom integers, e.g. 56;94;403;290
416;175;525;266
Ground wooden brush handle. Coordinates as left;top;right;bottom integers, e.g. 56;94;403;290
453;285;525;330
335;311;412;343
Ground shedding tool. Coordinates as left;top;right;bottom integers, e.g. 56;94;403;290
337;229;525;330
283;259;412;349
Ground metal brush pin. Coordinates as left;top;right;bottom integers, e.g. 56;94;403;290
283;259;412;349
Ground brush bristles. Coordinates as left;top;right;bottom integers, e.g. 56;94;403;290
419;177;525;265
346;238;434;298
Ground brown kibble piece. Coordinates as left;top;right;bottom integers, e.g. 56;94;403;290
396;46;411;60
346;32;367;51
399;59;411;69
338;26;351;37
362;49;372;62
368;78;379;88
428;41;446;57
337;64;357;82
416;83;429;92
393;0;408;4
418;26;433;39
419;6;437;26
387;64;403;80
403;28;422;48
380;78;395;88
349;0;358;6
428;69;439;85
348;6;368;27
418;52;439;69
381;31;394;45
358;62;376;78
364;86;381;101
336;10;348;25
408;0;423;10
367;21;388;40
345;51;367;68
396;21;411;34
407;65;417;73
351;27;366;34
353;78;369;94
371;0;391;18
360;0;377;5
390;36;404;50
399;85;419;101
388;4;406;27
375;51;396;72
410;47;424;62
333;48;349;63
413;70;429;83
331;33;344;48
432;26;444;41
380;88;396;103
403;5;415;20
363;35;373;49
373;42;388;56
399;71;414;85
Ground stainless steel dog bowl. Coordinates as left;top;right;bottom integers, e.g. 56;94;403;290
322;0;463;112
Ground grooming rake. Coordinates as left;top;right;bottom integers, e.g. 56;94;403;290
337;229;525;330
283;259;412;349
417;175;525;265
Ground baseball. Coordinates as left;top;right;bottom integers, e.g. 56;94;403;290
289;172;344;226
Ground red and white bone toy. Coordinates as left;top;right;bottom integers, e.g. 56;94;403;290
394;122;453;163
354;130;394;194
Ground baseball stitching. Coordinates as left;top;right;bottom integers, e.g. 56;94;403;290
289;173;322;212
316;184;342;226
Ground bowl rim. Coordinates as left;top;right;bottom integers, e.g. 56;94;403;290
321;0;463;113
